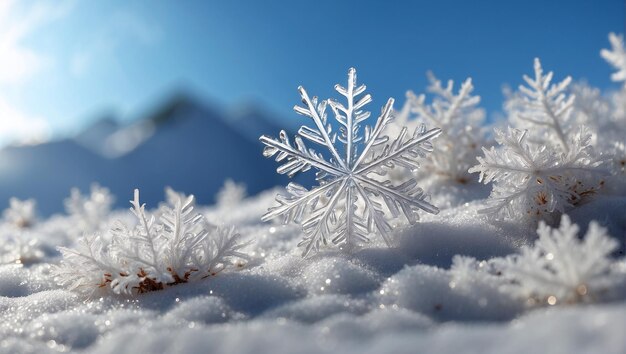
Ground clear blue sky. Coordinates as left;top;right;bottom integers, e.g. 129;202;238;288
0;0;623;144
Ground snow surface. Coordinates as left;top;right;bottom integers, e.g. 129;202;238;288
1;185;625;354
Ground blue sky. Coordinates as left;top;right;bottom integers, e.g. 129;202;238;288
0;0;623;145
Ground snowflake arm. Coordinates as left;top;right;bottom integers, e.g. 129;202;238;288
260;180;343;224
328;67;373;167
355;125;441;175
294;85;347;170
260;131;343;178
297;179;349;256
513;58;574;152
601;32;626;84
55;189;249;296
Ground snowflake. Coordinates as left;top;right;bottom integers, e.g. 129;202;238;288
494;215;624;305
394;72;486;183
260;68;442;256
601;32;626;84
469;126;605;219
55;189;249;296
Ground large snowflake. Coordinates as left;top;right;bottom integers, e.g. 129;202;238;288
260;68;442;256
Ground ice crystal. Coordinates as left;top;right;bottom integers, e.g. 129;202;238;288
494;215;624;305
0;238;44;264
260;68;442;256
601;32;626;84
394;73;486;183
216;179;247;208
2;197;37;229
162;186;193;208
64;184;114;235
55;189;249;296
0;199;45;264
507;58;574;152
469;127;605;219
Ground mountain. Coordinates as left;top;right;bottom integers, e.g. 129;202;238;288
0;94;300;216
109;94;288;208
0;139;110;215
73;115;120;157
225;102;286;142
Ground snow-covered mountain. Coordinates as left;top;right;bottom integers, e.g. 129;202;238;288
0;94;295;216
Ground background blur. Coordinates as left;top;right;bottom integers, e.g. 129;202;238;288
0;0;623;215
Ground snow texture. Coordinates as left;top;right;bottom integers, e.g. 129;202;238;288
0;185;624;354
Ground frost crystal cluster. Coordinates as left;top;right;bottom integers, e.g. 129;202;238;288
260;68;442;256
394;73;486;184
55;189;249;296
0;198;45;264
64;184;115;235
470;59;606;219
469;127;603;218
2;197;37;229
601;32;626;85
494;215;624;305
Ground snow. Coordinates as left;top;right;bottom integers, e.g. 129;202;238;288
0;186;624;353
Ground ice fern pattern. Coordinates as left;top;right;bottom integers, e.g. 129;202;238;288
55;189;249;296
494;215;624;305
260;68;442;256
469;127;604;219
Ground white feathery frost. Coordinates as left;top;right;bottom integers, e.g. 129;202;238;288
494;215;624;305
55;189;249;296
